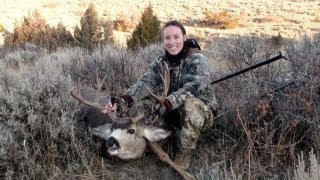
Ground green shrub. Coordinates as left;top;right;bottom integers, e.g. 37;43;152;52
3;11;74;51
4;10;51;49
269;33;284;49
101;20;115;44
126;4;161;51
51;22;75;48
74;3;103;50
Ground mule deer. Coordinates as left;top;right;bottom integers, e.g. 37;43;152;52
70;61;195;180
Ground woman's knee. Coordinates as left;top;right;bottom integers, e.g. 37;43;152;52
182;98;213;130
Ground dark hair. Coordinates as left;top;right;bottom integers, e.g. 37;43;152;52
162;20;186;35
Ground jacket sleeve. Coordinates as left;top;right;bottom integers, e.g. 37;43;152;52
166;53;213;110
122;59;163;102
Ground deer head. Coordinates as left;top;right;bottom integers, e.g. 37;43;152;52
70;89;171;160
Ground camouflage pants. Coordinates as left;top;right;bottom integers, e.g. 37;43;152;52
141;97;214;149
178;98;214;150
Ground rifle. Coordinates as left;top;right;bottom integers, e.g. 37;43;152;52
210;52;287;85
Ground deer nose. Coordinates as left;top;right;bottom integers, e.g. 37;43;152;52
106;137;119;148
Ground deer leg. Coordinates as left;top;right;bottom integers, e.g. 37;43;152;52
147;141;196;180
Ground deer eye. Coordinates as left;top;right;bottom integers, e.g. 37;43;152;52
127;129;135;134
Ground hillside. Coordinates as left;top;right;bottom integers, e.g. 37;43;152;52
1;0;320;45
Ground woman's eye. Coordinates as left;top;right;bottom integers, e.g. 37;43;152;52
127;129;135;134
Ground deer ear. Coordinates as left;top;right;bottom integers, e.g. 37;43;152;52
143;127;171;142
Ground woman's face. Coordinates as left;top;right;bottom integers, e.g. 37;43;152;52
163;25;187;55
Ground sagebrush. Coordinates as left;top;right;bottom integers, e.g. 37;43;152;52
0;32;319;179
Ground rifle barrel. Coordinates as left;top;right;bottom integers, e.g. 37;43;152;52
210;52;286;85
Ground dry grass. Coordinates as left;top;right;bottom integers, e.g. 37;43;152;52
201;11;241;29
313;15;320;23
113;19;135;32
0;31;320;179
42;2;60;9
294;150;320;180
0;23;4;32
0;2;320;178
1;0;320;45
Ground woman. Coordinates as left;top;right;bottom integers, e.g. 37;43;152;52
103;20;218;170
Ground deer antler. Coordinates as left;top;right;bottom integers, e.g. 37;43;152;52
70;87;117;119
131;113;145;124
70;88;105;110
144;61;170;105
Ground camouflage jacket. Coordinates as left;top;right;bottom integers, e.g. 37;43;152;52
123;49;218;111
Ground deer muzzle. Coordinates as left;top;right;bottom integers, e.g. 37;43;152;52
106;137;120;151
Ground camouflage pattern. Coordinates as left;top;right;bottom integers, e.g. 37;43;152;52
123;52;218;112
123;50;218;150
179;98;214;149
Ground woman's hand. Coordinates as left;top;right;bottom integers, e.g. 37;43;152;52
101;100;118;114
101;97;129;117
154;103;167;117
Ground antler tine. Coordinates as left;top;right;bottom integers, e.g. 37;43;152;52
162;61;170;98
144;61;171;105
144;83;164;103
70;87;105;110
131;113;145;124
